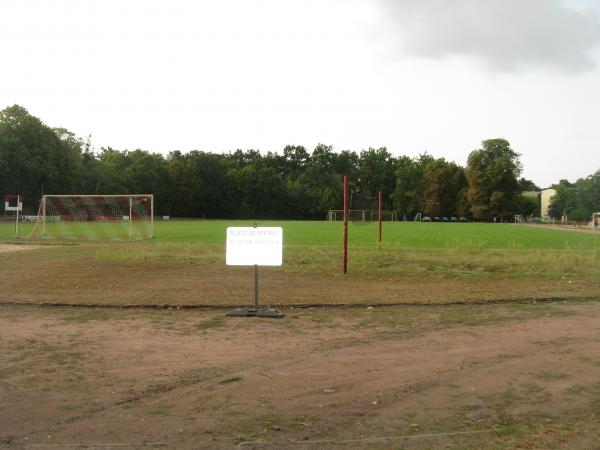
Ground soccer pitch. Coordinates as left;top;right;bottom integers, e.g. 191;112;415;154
154;220;597;250
1;219;597;250
2;219;599;308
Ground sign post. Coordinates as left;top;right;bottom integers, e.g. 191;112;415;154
15;195;20;239
225;224;284;318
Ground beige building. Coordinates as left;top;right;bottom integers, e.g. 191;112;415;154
541;188;556;219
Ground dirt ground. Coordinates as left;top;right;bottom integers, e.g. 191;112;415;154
1;301;600;449
524;223;599;235
0;244;42;254
1;243;598;307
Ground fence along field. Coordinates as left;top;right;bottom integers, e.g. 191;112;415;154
1;220;599;307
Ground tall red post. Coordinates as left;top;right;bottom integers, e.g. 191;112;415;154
343;176;348;274
378;191;382;246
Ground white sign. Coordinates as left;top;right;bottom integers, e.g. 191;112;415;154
226;227;283;266
5;201;23;212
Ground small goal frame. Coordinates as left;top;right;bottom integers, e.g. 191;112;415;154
327;209;397;222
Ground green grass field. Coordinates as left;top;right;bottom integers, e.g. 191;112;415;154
1;219;598;250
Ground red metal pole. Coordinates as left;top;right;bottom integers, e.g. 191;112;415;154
378;191;382;245
343;176;348;274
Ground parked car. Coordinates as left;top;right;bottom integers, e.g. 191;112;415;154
422;216;432;222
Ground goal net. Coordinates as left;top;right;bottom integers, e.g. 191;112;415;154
29;195;154;240
327;191;396;223
327;210;397;222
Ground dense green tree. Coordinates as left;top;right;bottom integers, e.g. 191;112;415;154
420;158;467;217
466;139;522;220
168;151;232;218
548;172;600;221
0;105;85;212
390;153;434;217
282;145;310;179
357;147;397;209
290;144;346;218
517;177;540;192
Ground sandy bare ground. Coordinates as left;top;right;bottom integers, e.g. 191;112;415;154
1;301;600;449
0;244;42;254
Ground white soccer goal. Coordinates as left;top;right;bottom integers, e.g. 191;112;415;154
29;194;154;240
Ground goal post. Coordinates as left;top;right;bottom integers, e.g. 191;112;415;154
339;182;390;272
378;191;382;245
343;176;348;274
29;194;154;241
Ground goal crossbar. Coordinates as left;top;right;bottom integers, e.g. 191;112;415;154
41;194;154;197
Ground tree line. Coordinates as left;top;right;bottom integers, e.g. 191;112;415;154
548;175;600;222
1;104;595;221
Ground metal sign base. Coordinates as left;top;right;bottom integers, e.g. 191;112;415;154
226;308;284;318
225;261;285;318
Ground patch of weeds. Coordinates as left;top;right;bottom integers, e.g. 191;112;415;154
220;376;242;384
564;382;600;396
294;413;319;423
291;413;320;431
494;416;519;437
48;351;87;366
64;412;93;424
260;409;283;429
578;356;600;367
0;367;17;379
461;403;483;412
61;310;120;322
480;387;518;413
147;401;171;416
493;438;516;449
94;242;223;265
119;397;140;409
60;403;83;412
533;370;570;381
195;316;226;331
233;432;260;445
518;381;551;402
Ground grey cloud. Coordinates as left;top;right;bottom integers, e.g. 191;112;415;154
379;0;600;72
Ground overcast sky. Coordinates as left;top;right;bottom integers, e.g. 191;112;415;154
1;0;599;187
